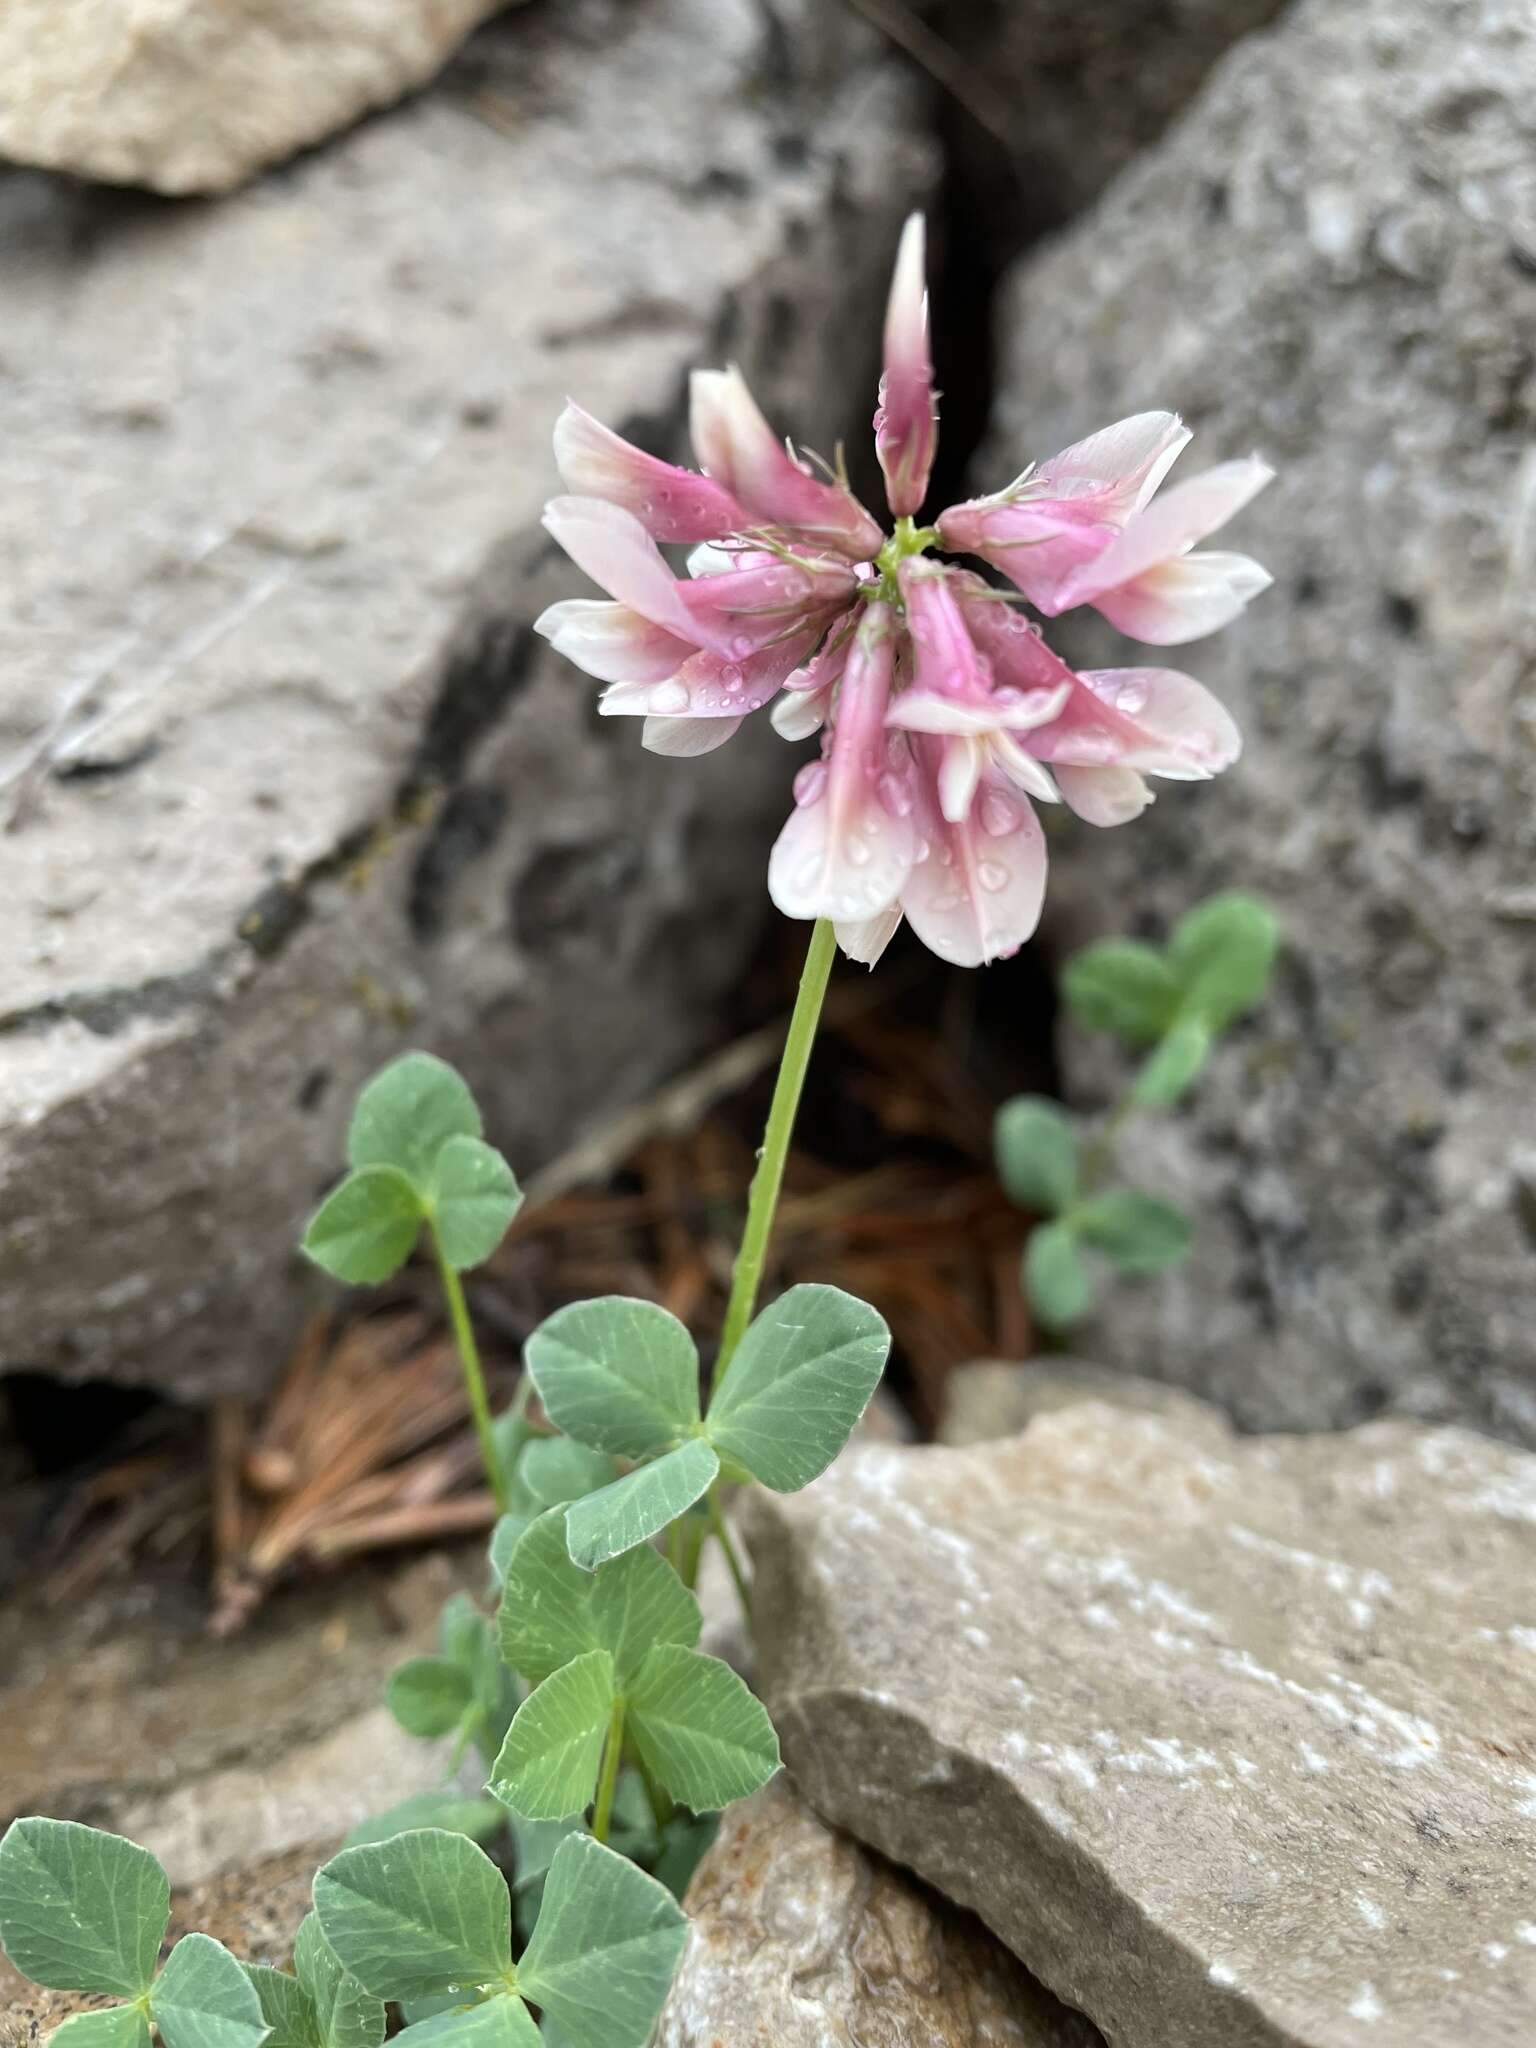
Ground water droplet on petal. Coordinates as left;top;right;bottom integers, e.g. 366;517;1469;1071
979;789;1019;836
978;861;1009;892
721;663;745;694
1110;678;1147;715
847;837;872;867
877;771;913;817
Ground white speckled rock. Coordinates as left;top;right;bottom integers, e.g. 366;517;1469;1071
987;0;1536;1446
748;1398;1536;2048
0;0;520;195
656;1776;1103;2046
0;0;932;1400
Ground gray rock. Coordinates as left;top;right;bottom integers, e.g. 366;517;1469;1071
985;0;1536;1443
939;1358;1209;1446
0;0;933;1400
749;1402;1536;2048
0;0;518;195
656;1775;1103;2047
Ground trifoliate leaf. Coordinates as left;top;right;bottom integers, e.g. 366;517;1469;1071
1074;1190;1192;1272
1061;939;1181;1044
496;1509;699;1688
563;1440;720;1571
430;1137;523;1272
626;1645;780;1812
340;1794;505;1854
0;1817;169;1997
993;1096;1078;1215
1132;1014;1212;1106
45;2014;152;2048
394;1996;539;2047
244;1966;317;2048
1168;891;1279;1029
347;1053;481;1185
517;1835;687;2048
151;1933;269;2048
387;1657;475;1740
524;1298;700;1459
518;1438;618;1511
293;1913;386;2048
302;1167;423;1285
487;1652;615;1821
488;1513;532;1589
312;1830;514;2004
704;1284;889;1492
1024;1221;1092;1331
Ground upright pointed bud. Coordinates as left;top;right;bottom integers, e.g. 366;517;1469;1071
875;215;938;518
690;367;884;560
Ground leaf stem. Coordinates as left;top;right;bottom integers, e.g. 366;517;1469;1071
713;917;837;1392
1078;1090;1138;1193
706;1487;752;1624
590;1694;627;1845
429;1222;510;1514
627;1737;676;1834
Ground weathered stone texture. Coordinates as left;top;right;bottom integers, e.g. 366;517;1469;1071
0;0;933;1400
656;1776;1103;2047
750;1399;1536;2048
0;0;518;195
988;0;1536;1442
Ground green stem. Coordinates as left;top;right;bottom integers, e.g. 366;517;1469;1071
627;1737;676;1834
590;1695;627;1845
713;917;838;1391
1079;1089;1138;1192
679;1510;708;1594
706;1487;752;1624
429;1223;509;1514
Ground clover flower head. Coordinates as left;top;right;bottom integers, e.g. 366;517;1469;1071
535;215;1272;967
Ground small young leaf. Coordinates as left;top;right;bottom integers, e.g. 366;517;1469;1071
993;1096;1078;1215
524;1298;700;1459
347;1052;481;1185
1132;1014;1212;1106
340;1794;505;1854
1168;891;1279;1029
518;1438;618;1511
704;1284;889;1492
245;1966;318;2048
293;1913;387;2048
563;1440;720;1571
487;1652;615;1821
1025;1221;1092;1331
488;1513;532;1589
438;1592;486;1667
626;1645;780;1812
312;1830;514;2003
430;1136;523;1272
517;1834;687;2048
387;1657;475;1739
490;1406;537;1507
303;1167;423;1285
152;1933;269;2048
46;2014;152;2048
1061;939;1181;1044
1075;1190;1192;1272
395;1996;539;2047
497;1509;699;1688
0;1817;169;1997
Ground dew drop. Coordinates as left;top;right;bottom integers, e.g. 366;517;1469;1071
793;762;828;807
978;860;1010;892
877;771;913;817
720;663;745;695
1110;678;1147;715
847;837;872;867
979;789;1019;837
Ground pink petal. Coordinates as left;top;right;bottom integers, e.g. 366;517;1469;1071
771;687;831;740
600;636;814;721
768;604;918;923
680;554;857;653
1068;457;1274;599
901;751;1047;967
1090;552;1274;644
1054;764;1154;826
533;599;694;683
690;366;884;560
875;214;938;518
1029;667;1241;780
642;714;742;757
542;496;699;643
1035;411;1190;519
836;906;903;968
553;402;748;542
933;498;1118;612
936;735;984;822
897;559;996;704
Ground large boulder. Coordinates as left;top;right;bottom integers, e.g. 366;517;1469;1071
748;1396;1536;2048
0;0;519;195
987;0;1536;1442
656;1776;1101;2046
0;0;933;1402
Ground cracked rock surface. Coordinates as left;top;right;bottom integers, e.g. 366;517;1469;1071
987;0;1536;1445
748;1392;1536;2048
0;0;932;1399
656;1775;1103;2047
